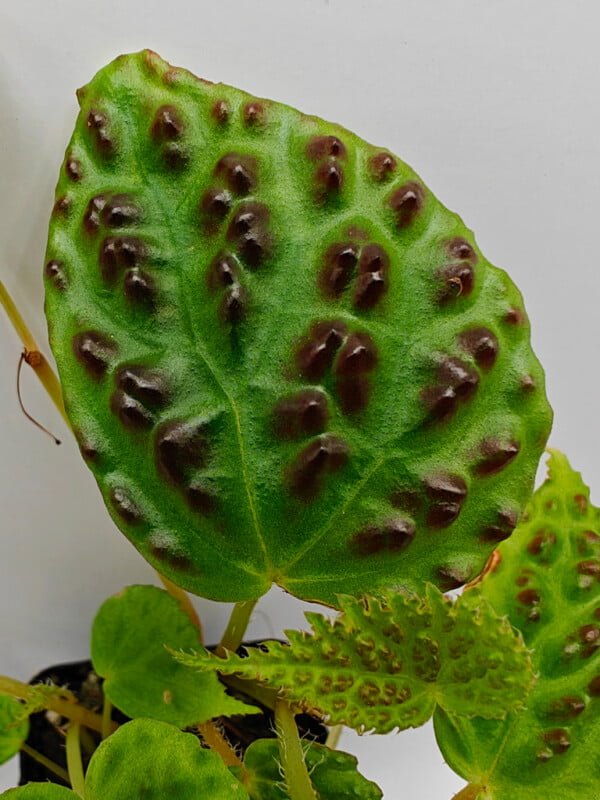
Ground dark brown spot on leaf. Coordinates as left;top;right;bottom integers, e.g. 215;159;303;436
124;268;156;306
151;105;184;141
244;102;265;126
73;331;117;379
110;487;142;524
580;625;599;643
517;588;540;606
320;243;359;298
215;153;257;195
296;320;348;381
588;676;600;696
102;195;141;228
45;260;67;290
273;390;329;439
476;439;520;476
388;182;424;229
53;195;71;216
578;560;600;578
289;434;349;500
505;307;525;325
439;357;479;399
100;237;147;283
438;262;475;304
352;519;415;556
528;529;557;556
227;202;273;267
437;566;469;591
221;284;247;324
543;729;571;755
155;420;210;486
150;542;194;572
83;195;106;234
209;254;238;289
110;390;154;430
306;136;346;161
66;156;82;182
423;474;467;529
548;696;585;720
87;110;115;157
459;327;499;369
447;238;477;262
117;366;170;408
427;503;462;528
336;376;371;415
315;161;344;200
200;188;232;225
162;143;190;171
212;100;230;123
186;483;217;515
334;332;377;376
369;152;397;182
481;509;519;542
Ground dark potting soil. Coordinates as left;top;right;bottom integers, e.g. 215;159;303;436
19;646;328;786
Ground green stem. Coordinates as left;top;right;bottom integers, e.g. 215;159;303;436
65;723;85;797
275;700;317;800
159;573;203;639
197;722;242;768
0;675;116;735
216;600;258;657
0;279;68;425
21;743;70;784
452;785;484;800
101;696;113;740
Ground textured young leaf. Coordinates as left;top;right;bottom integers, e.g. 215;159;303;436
85;718;249;799
233;738;382;799
0;696;29;766
434;451;600;800
91;584;257;726
0;787;76;799
44;49;552;604
173;584;533;733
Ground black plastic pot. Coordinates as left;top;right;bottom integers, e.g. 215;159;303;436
19;646;327;786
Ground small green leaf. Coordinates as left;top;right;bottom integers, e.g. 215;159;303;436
0;786;76;799
85;718;249;799
0;695;29;765
234;738;382;799
173;584;533;734
435;451;600;800
91;584;257;726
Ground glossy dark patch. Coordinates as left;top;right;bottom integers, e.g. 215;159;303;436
155;420;210;486
83;195;106;234
306;136;346;161
369;152;397;182
215;153;257;195
186;483;217;515
117;366;170;408
220;284;247;323
150;542;194;573
543;729;570;755
437;566;469;591
388;182;424;229
475;439;520;476
352;519;415;556
227;202;272;267
208;254;238;289
422;357;479;421
334;332;377;377
212;100;230;124
315;161;344;199
527;529;557;556
151;105;184;141
296;320;348;381
44;260;67;290
87;110;115;157
274;390;329;439
289;434;349;500
320;243;359;298
517;588;540;606
102;195;141;227
459;327;499;369
424;474;467;529
110;390;154;430
100;237;148;283
577;560;600;578
244;102;265;126
505;307;525;325
124;268;156;306
162;142;190;171
110;487;142;524
53;195;71;216
547;696;585;720
336;376;371;415
354;244;389;309
438;262;475;304
481;509;519;542
73;331;117;378
200;188;232;224
65;156;82;182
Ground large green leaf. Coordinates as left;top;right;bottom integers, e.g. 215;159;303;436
91;584;257;725
85;718;249;799
0;788;76;800
44;49;551;604
234;738;382;799
173;584;533;733
435;451;600;800
0;695;29;766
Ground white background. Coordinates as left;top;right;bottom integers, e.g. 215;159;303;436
1;1;599;797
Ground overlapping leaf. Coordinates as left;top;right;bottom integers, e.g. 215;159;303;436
84;718;249;799
234;738;382;799
0;787;76;799
435;451;600;800
0;696;28;766
173;585;533;733
91;585;257;726
44;49;551;604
